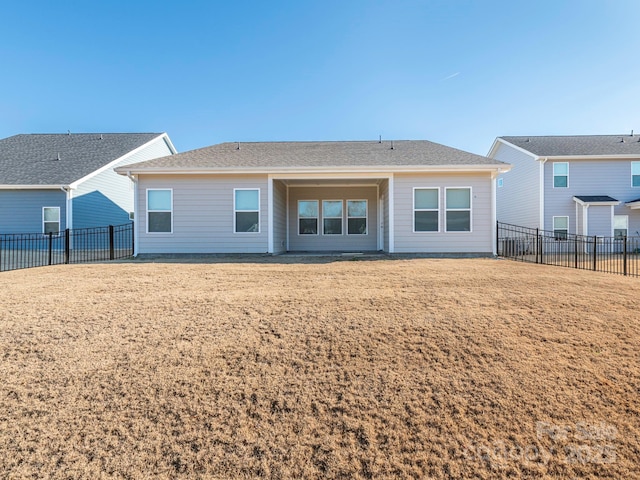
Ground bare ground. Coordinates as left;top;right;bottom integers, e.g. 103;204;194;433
0;258;638;479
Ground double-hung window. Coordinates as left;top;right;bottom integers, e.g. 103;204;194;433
347;200;367;235
614;215;628;238
299;200;318;235
553;216;568;240
413;188;439;232
322;200;342;235
445;188;471;232
632;162;640;187
234;189;260;233
147;189;172;233
553;162;569;188
43;207;60;234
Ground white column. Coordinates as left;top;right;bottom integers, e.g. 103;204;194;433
388;174;395;253
267;175;274;254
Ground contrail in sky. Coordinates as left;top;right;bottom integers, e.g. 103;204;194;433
442;72;460;81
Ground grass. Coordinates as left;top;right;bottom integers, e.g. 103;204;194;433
0;258;639;479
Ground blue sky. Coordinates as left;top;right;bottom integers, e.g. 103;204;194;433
1;0;639;155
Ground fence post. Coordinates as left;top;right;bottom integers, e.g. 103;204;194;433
496;221;499;256
131;221;135;256
623;235;628;276
109;225;115;261
48;232;53;266
64;229;70;264
0;237;2;272
574;235;578;269
535;228;539;264
592;236;597;271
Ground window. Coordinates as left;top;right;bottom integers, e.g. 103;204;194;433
632;162;640;187
553;162;569;188
497;178;504;188
43;207;60;234
322;200;342;235
614;215;628;238
445;188;471;232
147;189;172;233
347;200;367;235
413;188;439;232
129;212;135;221
553;216;568;240
299;200;318;235
234;189;260;233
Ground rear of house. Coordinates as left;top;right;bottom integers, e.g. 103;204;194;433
490;134;640;239
0;133;175;234
117;140;510;255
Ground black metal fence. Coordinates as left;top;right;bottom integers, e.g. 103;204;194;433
0;223;133;273
497;222;640;277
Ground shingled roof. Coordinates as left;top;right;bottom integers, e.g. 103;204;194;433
117;140;507;173
500;135;640;157
0;133;164;185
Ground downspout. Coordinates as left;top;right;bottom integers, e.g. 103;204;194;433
60;186;73;231
127;172;139;257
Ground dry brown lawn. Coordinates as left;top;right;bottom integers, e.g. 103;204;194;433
0;257;639;479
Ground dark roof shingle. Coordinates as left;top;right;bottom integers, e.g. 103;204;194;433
119;140;505;171
0;133;163;185
573;195;619;203
500;135;640;157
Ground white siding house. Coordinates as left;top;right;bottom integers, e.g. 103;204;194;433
490;134;640;237
116;140;510;255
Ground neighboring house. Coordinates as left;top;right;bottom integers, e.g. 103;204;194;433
489;134;640;239
115;140;510;255
0;133;176;234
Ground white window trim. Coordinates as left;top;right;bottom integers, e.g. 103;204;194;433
553;162;569;188
613;214;629;237
346;199;368;236
233;188;261;234
553;215;569;240
321;199;343;236
42;206;61;235
298;199;319;236
146;188;173;234
631;162;640;188
444;187;473;233
412;187;440;233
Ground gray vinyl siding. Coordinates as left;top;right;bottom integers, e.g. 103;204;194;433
493;142;540;228
586;205;613;237
392;173;493;253
273;180;287;253
288;186;378;251
0;189;66;234
379;179;389;252
543;158;640;235
73;136;174;228
137;174;268;254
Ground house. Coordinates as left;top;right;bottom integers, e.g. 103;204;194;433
0;133;176;234
489;134;640;239
115;140;510;255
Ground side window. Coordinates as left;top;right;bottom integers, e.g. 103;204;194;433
234;189;260;233
632;162;640;187
414;188;439;232
553;162;569;188
553;216;568;240
298;200;318;235
445;188;471;232
43;207;60;234
347;200;367;235
147;189;172;233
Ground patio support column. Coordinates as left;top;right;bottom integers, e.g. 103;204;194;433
268;175;274;254
388;173;395;253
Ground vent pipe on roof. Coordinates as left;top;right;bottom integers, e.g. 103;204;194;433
631;130;634;136
236;142;240;150
379;135;382;143
100;134;103;140
525;138;530;142
390;140;394;150
56;153;61;161
67;130;70;136
620;138;625;143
